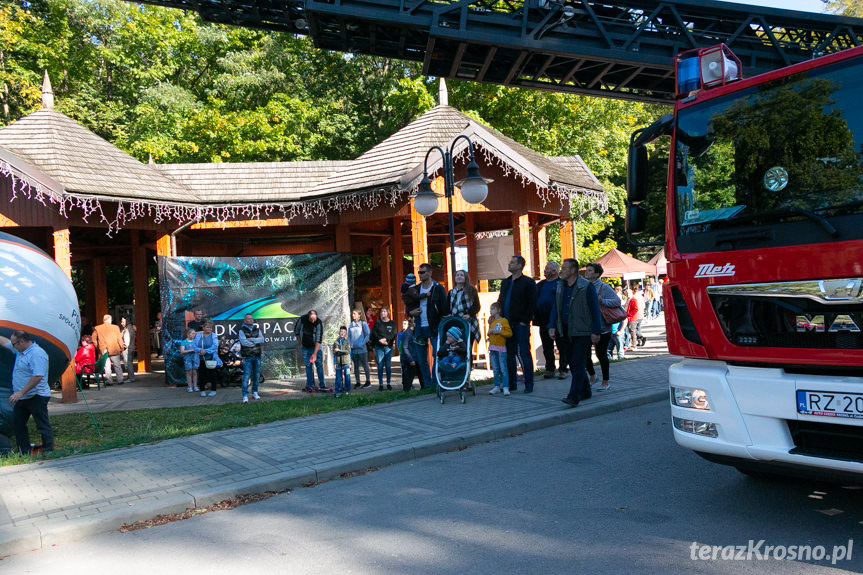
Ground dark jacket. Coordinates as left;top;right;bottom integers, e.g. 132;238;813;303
498;274;537;326
418;281;448;333
534;277;559;325
294;314;324;348
238;323;263;357
371;318;397;347
548;275;602;337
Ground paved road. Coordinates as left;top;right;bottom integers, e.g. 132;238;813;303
0;341;675;556
3;400;861;574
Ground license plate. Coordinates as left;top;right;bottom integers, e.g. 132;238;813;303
797;390;863;420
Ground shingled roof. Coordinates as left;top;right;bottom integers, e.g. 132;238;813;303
156;161;353;203
0;108;183;202
309;105;605;199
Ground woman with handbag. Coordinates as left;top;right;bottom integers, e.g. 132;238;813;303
194;321;221;397
582;263;622;391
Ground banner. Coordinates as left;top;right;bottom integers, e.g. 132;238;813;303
158;253;351;386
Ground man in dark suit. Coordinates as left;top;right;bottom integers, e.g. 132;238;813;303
497;255;537;393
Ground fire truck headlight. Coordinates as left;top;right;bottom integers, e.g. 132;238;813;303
671;386;711;410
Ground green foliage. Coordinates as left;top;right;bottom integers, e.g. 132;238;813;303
1;0;671;251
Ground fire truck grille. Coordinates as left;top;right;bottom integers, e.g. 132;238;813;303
708;293;863;350
788;420;863;463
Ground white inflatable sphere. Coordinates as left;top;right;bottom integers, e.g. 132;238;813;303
0;231;80;384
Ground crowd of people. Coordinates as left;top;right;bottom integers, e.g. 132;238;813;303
66;259;662;411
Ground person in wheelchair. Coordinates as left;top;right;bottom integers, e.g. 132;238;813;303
437;326;467;373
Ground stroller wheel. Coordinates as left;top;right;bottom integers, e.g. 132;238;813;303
460;391;466;404
440;391;445;404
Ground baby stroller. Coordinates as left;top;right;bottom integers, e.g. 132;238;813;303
434;316;475;404
216;339;243;387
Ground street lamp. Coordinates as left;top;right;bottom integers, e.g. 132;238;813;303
413;135;492;287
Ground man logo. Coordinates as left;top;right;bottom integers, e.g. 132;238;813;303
694;263;736;278
796;314;862;333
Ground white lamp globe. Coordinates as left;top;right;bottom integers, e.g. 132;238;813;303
413;190;439;217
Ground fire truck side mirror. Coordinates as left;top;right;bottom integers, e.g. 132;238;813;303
627;144;649;205
625;204;648;235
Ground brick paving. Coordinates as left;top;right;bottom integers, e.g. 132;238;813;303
1;317;675;555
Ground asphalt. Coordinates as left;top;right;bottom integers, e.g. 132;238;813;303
0;316;675;556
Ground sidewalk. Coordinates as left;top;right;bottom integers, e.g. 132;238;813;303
1;320;676;555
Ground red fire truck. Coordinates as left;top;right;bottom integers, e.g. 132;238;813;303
626;43;863;481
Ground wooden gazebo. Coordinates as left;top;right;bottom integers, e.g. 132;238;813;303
0;77;606;402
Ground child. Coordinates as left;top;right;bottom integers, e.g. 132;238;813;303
400;272;420;317
333;325;352;398
487;302;512;396
437;326;467;371
396;318;422;391
180;328;199;392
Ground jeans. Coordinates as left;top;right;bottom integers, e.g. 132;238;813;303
566;335;592;403
302;346;326;388
121;348;136;381
241;355;261;397
13;395;54;454
335;364;351;393
414;324;439;387
350;350;370;385
489;349;509;389
374;345;393;385
505;323;534;391
103;354;123;383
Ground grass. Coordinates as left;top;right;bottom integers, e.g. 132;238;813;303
3;386;445;467
3;358;647;466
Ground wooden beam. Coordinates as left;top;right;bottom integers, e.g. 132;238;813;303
512;211;532;277
92;256;108;324
131;230;151;374
335;223;351;253
390;217;404;325
52;227;76;403
560;218;575;261
529;213;542;280
156;233;172;258
410;197;429;278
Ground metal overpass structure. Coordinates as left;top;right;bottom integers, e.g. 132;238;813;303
134;0;863;103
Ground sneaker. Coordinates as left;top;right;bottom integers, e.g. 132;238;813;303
386;384;393;390
543;372;555;379
362;383;371;388
187;387;193;393
252;392;261;400
489;387;501;395
378;385;384;392
200;391;206;397
304;386;315;393
194;386;200;392
242;395;249;404
503;388;511;396
208;391;216;397
334;392;342;398
557;372;567;380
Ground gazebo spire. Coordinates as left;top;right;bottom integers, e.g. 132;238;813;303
41;70;54;110
438;78;448;107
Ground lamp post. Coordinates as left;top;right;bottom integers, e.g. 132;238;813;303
413;135;492;287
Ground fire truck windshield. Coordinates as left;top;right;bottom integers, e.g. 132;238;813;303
674;57;863;250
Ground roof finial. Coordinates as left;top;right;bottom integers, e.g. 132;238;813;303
41;70;54;110
438;78;448;107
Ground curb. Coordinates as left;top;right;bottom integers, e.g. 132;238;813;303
2;388;668;555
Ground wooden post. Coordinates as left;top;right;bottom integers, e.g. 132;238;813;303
536;224;548;271
410;198;429;277
335;223;351;253
131;231;151;373
560;218;575;261
463;213;475;281
156;233;173;258
512;211;532;276
530;214;543;278
53;227;77;403
92;256;108;327
443;245;453;291
380;239;391;315
390;218;404;326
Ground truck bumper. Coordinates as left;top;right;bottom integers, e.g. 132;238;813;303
669;358;863;480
